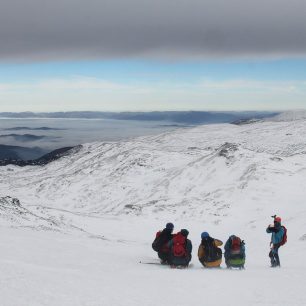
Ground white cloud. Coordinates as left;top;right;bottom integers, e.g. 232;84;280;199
0;77;128;91
1;76;306;112
197;79;306;93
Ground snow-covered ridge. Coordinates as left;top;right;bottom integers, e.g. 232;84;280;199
1;118;306;223
0;195;110;238
267;109;306;122
0;196;56;229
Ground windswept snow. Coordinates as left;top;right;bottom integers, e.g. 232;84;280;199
267;109;306;122
1;118;306;305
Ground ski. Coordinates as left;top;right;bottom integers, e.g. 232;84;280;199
139;261;163;265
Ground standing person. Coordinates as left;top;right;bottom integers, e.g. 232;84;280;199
152;222;174;264
266;216;287;267
168;229;192;268
224;235;246;269
198;232;223;268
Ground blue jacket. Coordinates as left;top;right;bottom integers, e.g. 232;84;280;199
266;225;284;245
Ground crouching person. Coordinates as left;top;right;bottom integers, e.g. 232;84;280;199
198;232;223;268
224;235;246;269
168;229;192;268
152;223;174;264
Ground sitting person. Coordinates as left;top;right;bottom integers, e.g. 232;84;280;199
224;235;246;269
152;222;174;264
198;232;223;268
168;229;192;268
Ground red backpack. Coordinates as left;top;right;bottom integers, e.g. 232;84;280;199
231;236;242;255
280;226;287;246
172;233;187;257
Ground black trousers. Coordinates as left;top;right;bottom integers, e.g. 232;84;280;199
158;251;170;263
269;245;280;266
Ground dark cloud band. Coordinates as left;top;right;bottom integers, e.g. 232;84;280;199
1;0;306;61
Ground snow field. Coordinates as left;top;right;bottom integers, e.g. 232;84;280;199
1;215;305;306
1;117;306;305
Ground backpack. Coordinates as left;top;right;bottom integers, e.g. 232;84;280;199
202;238;222;262
152;231;162;252
280;226;287;246
230;236;243;255
172;233;187;257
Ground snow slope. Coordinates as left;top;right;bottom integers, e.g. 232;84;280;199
1;117;306;305
266;109;306;121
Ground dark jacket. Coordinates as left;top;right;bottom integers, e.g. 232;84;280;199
159;228;173;247
155;228;174;254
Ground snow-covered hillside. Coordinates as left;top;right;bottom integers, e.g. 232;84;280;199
267;109;306;121
1;117;306;306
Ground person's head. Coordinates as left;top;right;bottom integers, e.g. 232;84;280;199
274;216;281;227
180;229;189;237
165;222;174;232
201;232;210;239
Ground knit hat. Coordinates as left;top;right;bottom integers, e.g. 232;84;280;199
180;229;189;237
274;217;282;223
166;222;174;230
201;232;210;239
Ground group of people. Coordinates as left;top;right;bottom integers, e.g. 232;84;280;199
152;222;245;269
152;216;287;269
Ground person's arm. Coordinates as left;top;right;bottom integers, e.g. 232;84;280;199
224;240;230;252
167;240;173;249
214;239;223;247
187;240;192;254
190;241;193;254
266;225;278;233
198;245;204;259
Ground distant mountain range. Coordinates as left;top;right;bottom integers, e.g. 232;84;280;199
0;111;279;163
0;145;79;166
3;127;64;131
0;134;48;142
0;144;46;160
0;111;278;124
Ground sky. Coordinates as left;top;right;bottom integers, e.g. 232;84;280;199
0;0;306;112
